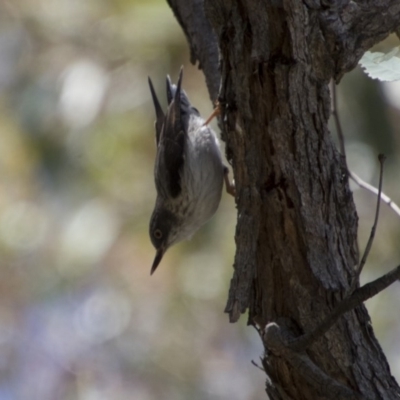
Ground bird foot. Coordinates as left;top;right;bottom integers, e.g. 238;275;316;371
203;101;221;126
224;167;236;197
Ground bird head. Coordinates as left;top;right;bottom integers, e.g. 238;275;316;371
149;206;181;275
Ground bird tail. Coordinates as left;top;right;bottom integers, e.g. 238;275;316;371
166;67;193;116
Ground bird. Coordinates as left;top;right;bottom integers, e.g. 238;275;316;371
148;67;234;275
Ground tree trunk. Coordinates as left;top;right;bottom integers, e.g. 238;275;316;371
166;1;400;399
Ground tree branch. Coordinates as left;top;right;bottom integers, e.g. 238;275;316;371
165;0;220;102
350;171;400;218
318;1;400;78
351;154;385;288
169;1;400;397
287;265;400;352
264;323;365;399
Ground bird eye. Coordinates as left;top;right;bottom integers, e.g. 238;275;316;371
154;229;162;239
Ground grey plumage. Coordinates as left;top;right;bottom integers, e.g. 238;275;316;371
148;68;224;274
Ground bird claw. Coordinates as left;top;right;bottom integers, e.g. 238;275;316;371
204;105;235;197
203;101;221;126
224;167;236;197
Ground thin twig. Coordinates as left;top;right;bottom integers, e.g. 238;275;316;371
332;82;400;220
251;359;265;372
350;171;400;218
331;82;362;261
331;82;347;164
287;265;400;352
351;155;385;290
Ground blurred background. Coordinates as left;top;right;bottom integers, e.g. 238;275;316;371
0;0;399;399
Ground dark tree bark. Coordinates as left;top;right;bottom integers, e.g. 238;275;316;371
166;1;400;399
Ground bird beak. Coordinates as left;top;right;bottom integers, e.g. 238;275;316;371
151;247;165;275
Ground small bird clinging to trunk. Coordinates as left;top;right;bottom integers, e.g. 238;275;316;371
148;67;234;275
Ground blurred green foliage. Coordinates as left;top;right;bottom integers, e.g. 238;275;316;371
0;1;399;399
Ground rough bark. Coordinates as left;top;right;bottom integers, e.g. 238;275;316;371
166;0;220;102
166;1;400;399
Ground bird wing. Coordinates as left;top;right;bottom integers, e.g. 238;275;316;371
155;68;186;198
166;75;174;105
148;77;164;146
